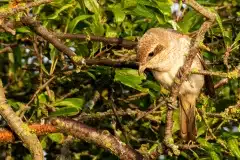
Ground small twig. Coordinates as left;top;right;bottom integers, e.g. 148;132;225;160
26;76;55;106
110;96;129;144
33;36;43;86
55;33;137;49
84;59;138;68
214;78;229;89
58;89;80;102
0;46;12;54
192;69;239;78
76;108;161;123
0;0;53;19
179;144;199;150
0;22;16;35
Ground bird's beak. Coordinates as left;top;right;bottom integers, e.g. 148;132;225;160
138;64;147;75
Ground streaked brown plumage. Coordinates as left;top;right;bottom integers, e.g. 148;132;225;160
137;28;205;141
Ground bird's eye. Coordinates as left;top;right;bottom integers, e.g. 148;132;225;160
149;52;154;57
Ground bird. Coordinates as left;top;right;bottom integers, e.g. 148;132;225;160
137;28;205;141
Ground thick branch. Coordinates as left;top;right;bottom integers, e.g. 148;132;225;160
0;81;43;160
50;118;145;160
0;124;57;143
20;16;76;63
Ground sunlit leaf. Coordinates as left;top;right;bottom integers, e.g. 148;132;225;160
68;15;92;33
114;68;149;92
108;3;125;24
216;13;232;47
209;151;220;160
84;0;100;13
122;0;137;8
228;138;240;158
54;98;85;109
50;107;79;116
232;32;240;46
48;133;64;143
48;3;73;20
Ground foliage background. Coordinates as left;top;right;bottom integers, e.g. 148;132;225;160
0;0;240;159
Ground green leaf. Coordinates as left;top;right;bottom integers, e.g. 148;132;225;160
41;137;48;149
105;25;119;38
122;0;137;8
84;0;100;13
48;3;73;20
54;98;85;109
114;68;148;92
228;138;240;158
48;133;64;143
209;151;220;160
133;4;155;18
37;92;48;104
172;109;180;133
142;80;160;92
197;138;214;150
16;27;31;33
155;1;172;17
40;63;49;75
216;13;231;47
232;32;240;46
108;3;126;24
50;107;79;116
68;15;92;33
178;10;200;33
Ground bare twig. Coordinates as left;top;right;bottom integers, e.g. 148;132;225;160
26;76;55;106
214;78;229;89
0;46;12;54
55;33;137;49
0;22;16;35
192;69;239;78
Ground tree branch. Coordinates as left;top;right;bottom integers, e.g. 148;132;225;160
50;118;145;160
0;80;43;160
55;33;137;49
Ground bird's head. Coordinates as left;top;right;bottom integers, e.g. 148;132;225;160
137;28;169;74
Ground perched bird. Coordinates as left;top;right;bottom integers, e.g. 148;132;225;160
137;28;205;141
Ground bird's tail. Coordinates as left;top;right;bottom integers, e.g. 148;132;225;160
179;94;197;141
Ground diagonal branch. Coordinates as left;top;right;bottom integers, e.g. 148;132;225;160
50;118;145;160
20;16;77;63
0;80;43;160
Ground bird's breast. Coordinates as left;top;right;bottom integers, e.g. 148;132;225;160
152;60;183;89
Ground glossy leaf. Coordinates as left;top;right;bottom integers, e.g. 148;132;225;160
48;133;64;143
50;107;80;116
54;98;85;109
68;15;92;33
114;68;149;92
